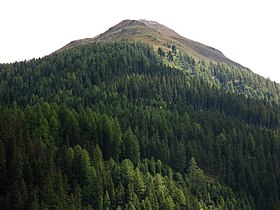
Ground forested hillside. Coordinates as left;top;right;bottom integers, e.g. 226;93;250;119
1;42;280;209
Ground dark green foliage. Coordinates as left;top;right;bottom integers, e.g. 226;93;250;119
171;45;176;54
187;157;207;197
157;47;165;57
0;41;279;209
121;127;140;165
168;51;174;61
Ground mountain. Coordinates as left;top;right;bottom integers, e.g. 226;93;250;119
57;19;246;69
57;19;280;104
1;20;280;209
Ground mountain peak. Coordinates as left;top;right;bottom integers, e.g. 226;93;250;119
139;19;179;36
57;19;245;69
92;19;180;43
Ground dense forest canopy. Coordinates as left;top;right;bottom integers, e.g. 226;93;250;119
1;42;280;209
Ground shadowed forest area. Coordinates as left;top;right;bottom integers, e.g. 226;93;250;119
1;42;280;209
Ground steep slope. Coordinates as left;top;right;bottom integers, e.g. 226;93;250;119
57;19;245;69
2;20;280;209
1;40;280;209
55;19;280;104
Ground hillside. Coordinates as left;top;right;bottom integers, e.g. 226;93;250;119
1;21;280;209
57;19;280;104
57;19;245;69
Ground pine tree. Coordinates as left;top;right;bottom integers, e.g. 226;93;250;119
121;159;135;186
121;127;140;165
134;167;146;197
0;138;6;196
162;196;175;210
104;190;111;210
187;157;207;198
157;48;165;57
30;188;40;210
171;45;177;55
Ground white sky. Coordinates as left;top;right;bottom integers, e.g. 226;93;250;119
1;0;279;82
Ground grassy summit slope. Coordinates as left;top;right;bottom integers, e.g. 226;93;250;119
57;19;246;69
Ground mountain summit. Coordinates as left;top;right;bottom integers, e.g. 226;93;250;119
58;19;245;69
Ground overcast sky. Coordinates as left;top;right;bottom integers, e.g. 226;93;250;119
1;0;279;82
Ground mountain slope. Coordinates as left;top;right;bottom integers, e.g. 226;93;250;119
1;21;280;209
57;19;245;69
0;42;272;209
57;19;280;104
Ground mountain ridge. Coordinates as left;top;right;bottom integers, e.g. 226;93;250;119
56;19;247;70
